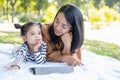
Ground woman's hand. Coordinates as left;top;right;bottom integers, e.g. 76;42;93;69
58;55;76;66
58;54;83;66
61;32;72;53
72;53;83;66
58;55;81;66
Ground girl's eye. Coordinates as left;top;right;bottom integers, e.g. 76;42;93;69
38;32;41;34
31;33;34;35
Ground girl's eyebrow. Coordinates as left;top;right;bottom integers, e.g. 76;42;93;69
28;31;34;33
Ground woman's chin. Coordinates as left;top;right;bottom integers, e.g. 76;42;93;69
55;32;61;36
56;34;61;36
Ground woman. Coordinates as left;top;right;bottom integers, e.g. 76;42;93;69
42;4;84;66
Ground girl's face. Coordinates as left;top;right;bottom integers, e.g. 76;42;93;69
23;25;42;46
53;12;71;36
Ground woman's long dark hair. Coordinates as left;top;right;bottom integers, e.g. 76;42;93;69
49;4;84;53
48;24;61;44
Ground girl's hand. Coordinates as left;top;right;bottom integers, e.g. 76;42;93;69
5;65;20;70
33;40;43;53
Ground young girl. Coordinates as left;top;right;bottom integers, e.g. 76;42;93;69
7;22;46;70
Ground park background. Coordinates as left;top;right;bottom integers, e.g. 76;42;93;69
0;0;120;60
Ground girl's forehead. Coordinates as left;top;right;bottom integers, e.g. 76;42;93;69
28;25;41;31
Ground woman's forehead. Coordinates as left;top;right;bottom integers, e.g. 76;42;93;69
56;12;71;27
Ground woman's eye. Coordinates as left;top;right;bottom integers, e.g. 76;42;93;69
55;19;59;23
62;25;67;29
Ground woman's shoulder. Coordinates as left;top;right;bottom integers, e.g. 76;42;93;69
41;23;50;33
41;23;51;29
41;23;51;33
41;23;52;41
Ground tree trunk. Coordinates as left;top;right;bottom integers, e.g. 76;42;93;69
11;0;17;23
12;4;14;23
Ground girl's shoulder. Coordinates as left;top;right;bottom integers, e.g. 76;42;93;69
12;43;27;56
13;43;28;52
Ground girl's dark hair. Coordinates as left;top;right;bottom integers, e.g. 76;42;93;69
14;22;42;36
49;4;84;53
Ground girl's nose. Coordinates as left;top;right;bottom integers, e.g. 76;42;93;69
35;34;39;38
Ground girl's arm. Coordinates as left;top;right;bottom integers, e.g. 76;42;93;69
7;45;26;70
8;51;25;70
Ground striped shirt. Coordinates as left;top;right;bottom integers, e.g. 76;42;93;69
12;42;46;67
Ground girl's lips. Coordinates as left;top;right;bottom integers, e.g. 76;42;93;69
35;39;40;42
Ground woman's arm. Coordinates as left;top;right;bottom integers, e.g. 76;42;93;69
61;32;72;54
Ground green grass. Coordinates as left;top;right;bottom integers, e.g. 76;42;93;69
83;39;120;60
0;31;120;60
0;31;22;44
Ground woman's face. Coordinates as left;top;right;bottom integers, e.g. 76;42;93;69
53;12;71;36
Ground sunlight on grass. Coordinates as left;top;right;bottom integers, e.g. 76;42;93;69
0;32;22;44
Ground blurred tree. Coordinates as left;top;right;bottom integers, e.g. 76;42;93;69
93;0;101;9
53;0;71;7
0;0;7;22
1;0;120;23
19;0;30;14
10;0;17;23
104;0;120;8
42;4;57;23
91;0;120;8
34;0;49;16
0;0;3;6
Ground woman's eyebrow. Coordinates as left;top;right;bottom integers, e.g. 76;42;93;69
57;17;69;27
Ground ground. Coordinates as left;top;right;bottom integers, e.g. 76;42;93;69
84;22;120;46
0;22;120;80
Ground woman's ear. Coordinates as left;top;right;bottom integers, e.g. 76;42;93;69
22;36;26;42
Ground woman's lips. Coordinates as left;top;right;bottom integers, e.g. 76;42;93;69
55;30;61;35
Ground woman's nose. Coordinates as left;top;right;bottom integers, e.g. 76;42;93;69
56;24;62;30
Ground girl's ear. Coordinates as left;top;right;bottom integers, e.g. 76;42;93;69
22;36;26;42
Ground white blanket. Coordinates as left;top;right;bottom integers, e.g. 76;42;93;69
0;43;120;80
